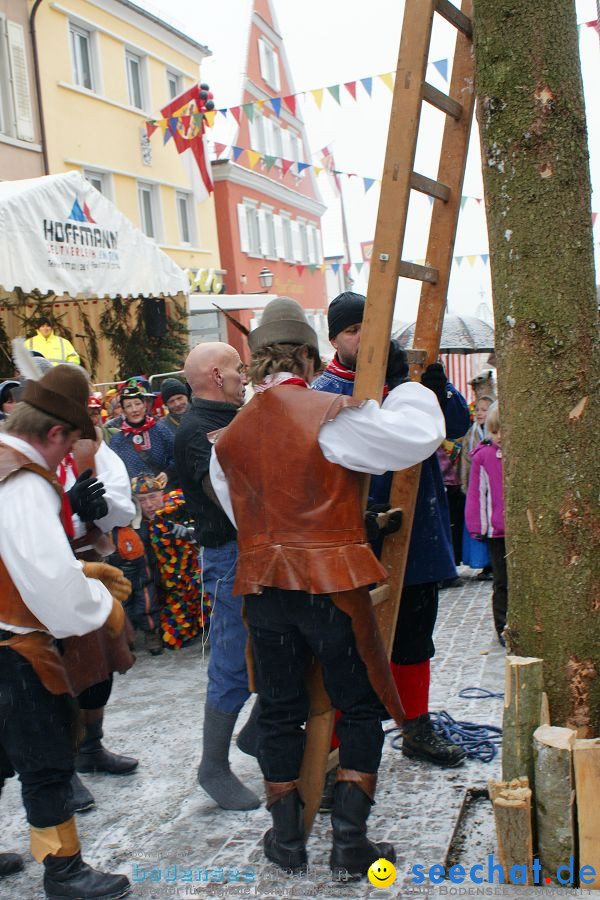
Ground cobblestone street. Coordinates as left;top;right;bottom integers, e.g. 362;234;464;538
3;572;512;899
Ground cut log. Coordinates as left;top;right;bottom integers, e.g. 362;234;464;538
540;692;550;727
574;738;600;890
490;781;533;884
533;725;576;881
502;656;544;784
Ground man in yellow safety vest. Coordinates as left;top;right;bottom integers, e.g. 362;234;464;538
25;317;80;365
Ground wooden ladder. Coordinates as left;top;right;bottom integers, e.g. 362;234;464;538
298;0;476;832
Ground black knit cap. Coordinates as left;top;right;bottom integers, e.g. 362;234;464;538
327;291;365;339
160;377;189;403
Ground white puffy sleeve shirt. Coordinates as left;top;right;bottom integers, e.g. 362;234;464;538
209;381;445;527
0;436;113;638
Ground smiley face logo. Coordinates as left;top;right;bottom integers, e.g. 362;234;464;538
367;857;397;888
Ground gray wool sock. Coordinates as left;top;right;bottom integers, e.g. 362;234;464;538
197;703;261;810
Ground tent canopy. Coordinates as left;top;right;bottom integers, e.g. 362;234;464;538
0;171;188;300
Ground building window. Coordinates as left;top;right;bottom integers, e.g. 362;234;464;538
259;206;277;259
138;182;159;239
166;69;181;101
258;37;280;91
0;17;35;141
83;169;107;195
279;213;293;262
176;191;194;245
70;24;94;91
126;51;145;109
298;220;310;265
237;200;261;256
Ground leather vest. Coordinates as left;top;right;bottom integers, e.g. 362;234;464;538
215;385;388;596
0;442;72;695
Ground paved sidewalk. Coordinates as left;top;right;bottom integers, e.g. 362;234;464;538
1;571;507;899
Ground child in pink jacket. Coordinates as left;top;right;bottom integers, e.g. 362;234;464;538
465;402;507;643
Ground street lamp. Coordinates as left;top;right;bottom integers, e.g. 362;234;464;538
258;267;274;292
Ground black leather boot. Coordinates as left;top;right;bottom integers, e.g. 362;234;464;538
43;851;130;899
402;713;466;767
330;770;395;879
236;696;261;758
68;774;95;814
263;781;307;874
0;852;23;878
76;721;138;776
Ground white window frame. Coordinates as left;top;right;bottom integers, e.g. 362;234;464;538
176;190;195;246
83;168;112;199
125;49;147;110
250;111;266;155
137;181;161;241
0;17;35;142
242;198;261;256
258;37;280;91
166;69;181;102
279;211;294;263
69;22;96;92
297;218;310;265
262;205;277;259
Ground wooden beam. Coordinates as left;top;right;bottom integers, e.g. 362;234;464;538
489;777;533;884
502;656;544;785
423;82;463;120
574;738;600;889
533;725;576;882
436;0;473;36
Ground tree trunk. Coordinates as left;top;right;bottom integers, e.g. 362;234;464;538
472;0;600;732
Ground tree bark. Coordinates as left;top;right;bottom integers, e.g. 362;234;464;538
472;0;600;731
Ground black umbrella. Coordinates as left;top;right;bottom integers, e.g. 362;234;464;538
394;314;494;354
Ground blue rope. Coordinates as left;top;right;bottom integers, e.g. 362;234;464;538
459;686;504;700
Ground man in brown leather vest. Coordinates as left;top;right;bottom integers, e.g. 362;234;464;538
209;298;445;879
0;364;131;900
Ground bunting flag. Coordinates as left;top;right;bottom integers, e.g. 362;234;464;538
327;84;341;105
360;76;373;96
311;88;324;109
160;85;213;202
296;264;305;276
379;72;395;92
168;117;178;135
247;149;261;169
363;177;375;193
344;81;357;100
263;154;277;170
283;95;296;115
592;212;598;227
232;146;244;161
460;197;468;211
432;58;449;82
343;262;352;275
297;162;311;174
214;142;227;158
146;120;157;139
230;107;242;124
242;102;255;122
331;263;340;274
270;97;282;117
281;158;294;176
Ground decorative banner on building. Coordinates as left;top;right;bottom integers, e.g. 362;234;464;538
158;84;215;203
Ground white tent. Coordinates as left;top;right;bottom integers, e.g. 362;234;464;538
0;171;188;299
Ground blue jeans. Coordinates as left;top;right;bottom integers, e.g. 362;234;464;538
202;541;250;715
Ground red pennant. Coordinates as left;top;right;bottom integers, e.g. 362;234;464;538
344;81;357;100
181;115;191;133
214;142;227;158
281;158;294;176
145;121;157;139
343;262;351;274
283;95;296;115
230;106;241;124
296;264;305;276
593;212;598;226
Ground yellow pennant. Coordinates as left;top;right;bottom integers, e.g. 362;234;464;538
379;72;395;92
256;99;267;110
247;149;261;170
159;118;169;135
313;165;323;176
466;255;478;267
204;110;216;128
311;88;324;109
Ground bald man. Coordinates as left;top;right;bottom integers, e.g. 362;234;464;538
174;343;259;811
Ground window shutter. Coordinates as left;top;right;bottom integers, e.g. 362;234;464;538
237;203;250;253
7;21;34;142
271;48;280;91
291;220;302;262
258;38;268;82
314;226;324;263
257;208;269;256
307;226;317;265
273;214;285;259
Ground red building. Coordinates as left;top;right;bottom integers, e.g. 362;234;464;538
209;0;327;358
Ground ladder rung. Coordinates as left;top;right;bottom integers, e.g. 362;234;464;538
436;0;473;37
423;82;463;120
410;171;451;202
397;261;439;284
369;584;390;608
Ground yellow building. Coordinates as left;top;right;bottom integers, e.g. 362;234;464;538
31;0;221;276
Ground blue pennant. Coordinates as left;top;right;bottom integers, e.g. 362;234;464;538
432;58;449;82
270;97;282;117
360;77;373;96
232;146;244;161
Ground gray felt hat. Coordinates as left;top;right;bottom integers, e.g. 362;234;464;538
248;297;319;355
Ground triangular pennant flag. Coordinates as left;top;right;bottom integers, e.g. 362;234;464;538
256;99;267;110
320;262;326;272
481;254;489;265
363;177;375;193
311;88;324;109
193;113;204;129
218;108;228;118
313;166;323;176
331;263;340;274
466;255;477;267
297;162;311;173
230;107;241;124
476;197;483;205
343;262;352;274
214;142;227;158
360;77;373;96
355;262;364;273
168;117;179;135
145;120;157;139
455;256;464;267
204;110;216;128
159;118;168;135
296;264;305;276
592;212;598;226
585;19;599;31
308;264;317;273
270;97;282;117
163;124;172;144
247;149;261;169
263;155;277;171
379;72;394;92
327;84;341;105
242;103;255;122
344;81;357;100
432;58;449;82
460;196;468;210
281;158;294;176
232;146;244;161
181;115;191;133
283;95;296;115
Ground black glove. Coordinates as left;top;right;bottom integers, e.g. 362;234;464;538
364;503;404;543
385;339;410;390
421;362;448;407
68;468;108;522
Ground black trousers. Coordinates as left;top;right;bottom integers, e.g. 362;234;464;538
0;648;75;827
446;485;466;565
245;588;385;782
391;582;439;665
488;537;508;636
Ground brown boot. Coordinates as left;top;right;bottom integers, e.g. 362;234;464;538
263;781;307;874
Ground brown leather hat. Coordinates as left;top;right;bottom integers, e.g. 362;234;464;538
22;365;95;440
